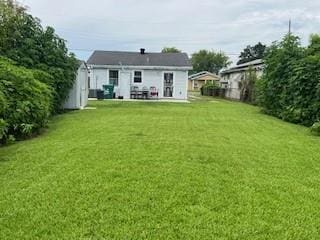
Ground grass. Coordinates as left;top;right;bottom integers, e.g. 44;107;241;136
1;97;320;239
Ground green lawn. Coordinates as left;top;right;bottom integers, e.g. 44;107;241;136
1;98;320;239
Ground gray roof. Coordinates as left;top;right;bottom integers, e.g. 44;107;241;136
234;59;264;68
221;59;264;75
189;71;219;80
87;51;192;67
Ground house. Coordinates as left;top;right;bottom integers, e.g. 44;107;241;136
87;49;192;100
220;59;264;100
63;61;89;109
188;71;220;91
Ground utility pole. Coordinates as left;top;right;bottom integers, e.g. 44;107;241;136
288;19;292;35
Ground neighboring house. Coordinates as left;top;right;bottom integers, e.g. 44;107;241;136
87;49;192;100
188;71;220;91
220;59;264;100
64;61;89;110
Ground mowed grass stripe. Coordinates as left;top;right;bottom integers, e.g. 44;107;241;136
0;99;320;239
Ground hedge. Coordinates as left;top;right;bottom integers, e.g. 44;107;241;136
0;57;53;143
0;1;79;113
257;34;320;127
201;83;226;98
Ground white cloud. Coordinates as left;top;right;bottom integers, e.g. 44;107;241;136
23;0;320;64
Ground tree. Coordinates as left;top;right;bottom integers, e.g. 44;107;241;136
161;47;181;53
0;0;78;113
191;50;231;75
0;57;53;143
257;34;320;126
237;42;266;65
0;0;27;54
239;67;257;103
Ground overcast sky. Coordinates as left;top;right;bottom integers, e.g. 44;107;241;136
23;0;320;65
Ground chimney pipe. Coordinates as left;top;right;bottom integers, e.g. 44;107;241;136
140;48;145;54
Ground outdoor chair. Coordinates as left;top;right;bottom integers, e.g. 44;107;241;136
150;87;159;99
130;86;139;99
142;86;149;99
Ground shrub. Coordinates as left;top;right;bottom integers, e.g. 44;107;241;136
0;119;8;140
0;57;52;143
201;82;218;95
311;122;320;136
201;82;227;98
0;1;78;113
240;67;258;103
257;34;320;126
0;88;8;140
0;87;7;113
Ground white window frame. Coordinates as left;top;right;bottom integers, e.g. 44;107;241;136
109;69;119;86
162;71;175;98
132;70;144;84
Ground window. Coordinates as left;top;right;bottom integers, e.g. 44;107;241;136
134;71;142;83
163;73;174;97
109;70;119;86
164;73;173;84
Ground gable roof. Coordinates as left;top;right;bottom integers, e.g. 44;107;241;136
87;50;192;68
189;71;219;80
77;60;89;71
234;59;264;69
221;59;264;75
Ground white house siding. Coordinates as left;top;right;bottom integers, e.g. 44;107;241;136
138;69;162;93
89;67;188;100
222;69;264;100
79;68;89;107
90;68;108;90
64;64;89;109
256;71;263;78
172;70;188;99
221;60;264;101
224;72;242;100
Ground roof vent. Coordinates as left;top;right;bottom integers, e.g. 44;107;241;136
140;48;145;54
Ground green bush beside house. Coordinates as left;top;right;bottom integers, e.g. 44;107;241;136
0;57;53;144
201;82;226;97
0;0;80;144
257;34;320;131
0;0;79;114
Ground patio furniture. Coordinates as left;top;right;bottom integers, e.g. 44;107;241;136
130;86;152;100
150;87;159;99
142;86;149;99
130;86;139;99
136;89;143;99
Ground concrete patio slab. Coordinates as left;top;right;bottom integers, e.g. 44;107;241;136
89;98;190;103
